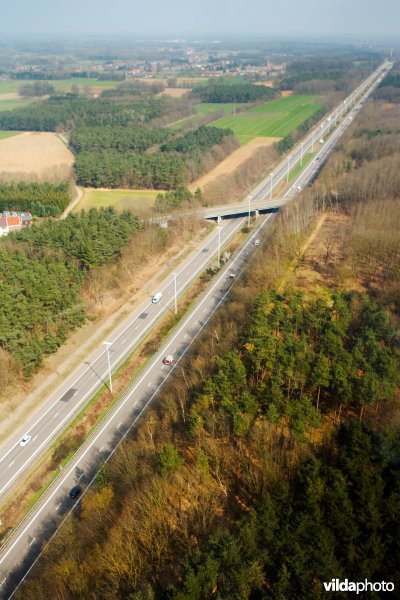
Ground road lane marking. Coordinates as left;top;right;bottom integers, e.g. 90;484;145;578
53;412;59;418
32;436;38;442
0;65;384;580
8;461;14;469
147;382;152;388
28;538;36;547
0;216;243;475
117;423;122;429
0;578;6;588
56;503;61;511
78;473;84;481
98;447;103;453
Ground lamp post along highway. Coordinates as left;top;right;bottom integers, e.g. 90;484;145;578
286;155;292;182
247;195;254;228
104;342;113;393
172;272;178;315
217;226;221;268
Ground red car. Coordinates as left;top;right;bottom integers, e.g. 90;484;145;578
163;355;174;365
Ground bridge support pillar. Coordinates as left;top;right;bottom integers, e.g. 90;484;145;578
254;209;260;219
217;215;222;224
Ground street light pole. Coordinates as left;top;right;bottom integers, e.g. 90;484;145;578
247;195;253;228
216;226;221;268
104;341;113;393
172;272;178;314
286;155;292;182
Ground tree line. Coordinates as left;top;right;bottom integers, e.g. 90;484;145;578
19;81;55;97
193;82;276;103
74;126;236;189
0;182;71;216
0;95;166;131
0;208;141;375
69;125;172;153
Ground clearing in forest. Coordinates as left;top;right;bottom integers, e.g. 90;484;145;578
211;94;322;144
0;132;74;182
75;188;160;212
159;88;191;97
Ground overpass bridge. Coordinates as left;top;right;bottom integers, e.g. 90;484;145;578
201;197;285;222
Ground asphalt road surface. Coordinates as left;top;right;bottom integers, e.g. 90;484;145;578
0;59;392;598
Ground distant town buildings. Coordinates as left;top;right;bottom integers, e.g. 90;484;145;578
0;211;32;236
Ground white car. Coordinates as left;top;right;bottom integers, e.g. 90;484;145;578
254;239;260;246
20;434;32;447
152;292;162;304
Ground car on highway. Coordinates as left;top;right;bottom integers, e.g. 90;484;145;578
254;239;260;246
19;435;32;447
152;292;162;304
69;486;82;499
163;355;174;365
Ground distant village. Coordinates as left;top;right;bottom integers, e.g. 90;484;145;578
0;211;32;236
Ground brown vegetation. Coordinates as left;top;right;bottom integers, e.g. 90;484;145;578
189;136;279;192
201;143;279;206
12;88;400;600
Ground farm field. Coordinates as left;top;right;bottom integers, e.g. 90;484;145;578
0;78;120;96
0;132;74;182
169;102;247;131
195;102;247;115
0;96;36;112
211;95;323;144
74;188;160;212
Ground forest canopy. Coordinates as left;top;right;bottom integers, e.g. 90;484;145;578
0;207;141;375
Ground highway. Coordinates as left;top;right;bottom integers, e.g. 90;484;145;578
0;215;272;597
203;59;391;218
0;217;245;505
0;59;392;598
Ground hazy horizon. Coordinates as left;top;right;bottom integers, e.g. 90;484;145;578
2;0;400;39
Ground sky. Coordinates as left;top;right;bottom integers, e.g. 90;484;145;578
2;0;400;38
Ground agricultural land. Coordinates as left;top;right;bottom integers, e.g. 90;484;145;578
74;188;160;212
0;132;74;183
212;94;323;143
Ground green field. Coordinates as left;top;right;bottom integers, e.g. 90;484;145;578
75;188;160;212
195;102;247;116
0;78;120;96
0;98;36;112
169;102;247;131
211;95;322;144
0;131;23;140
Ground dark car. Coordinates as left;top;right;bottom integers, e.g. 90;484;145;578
69;485;82;499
